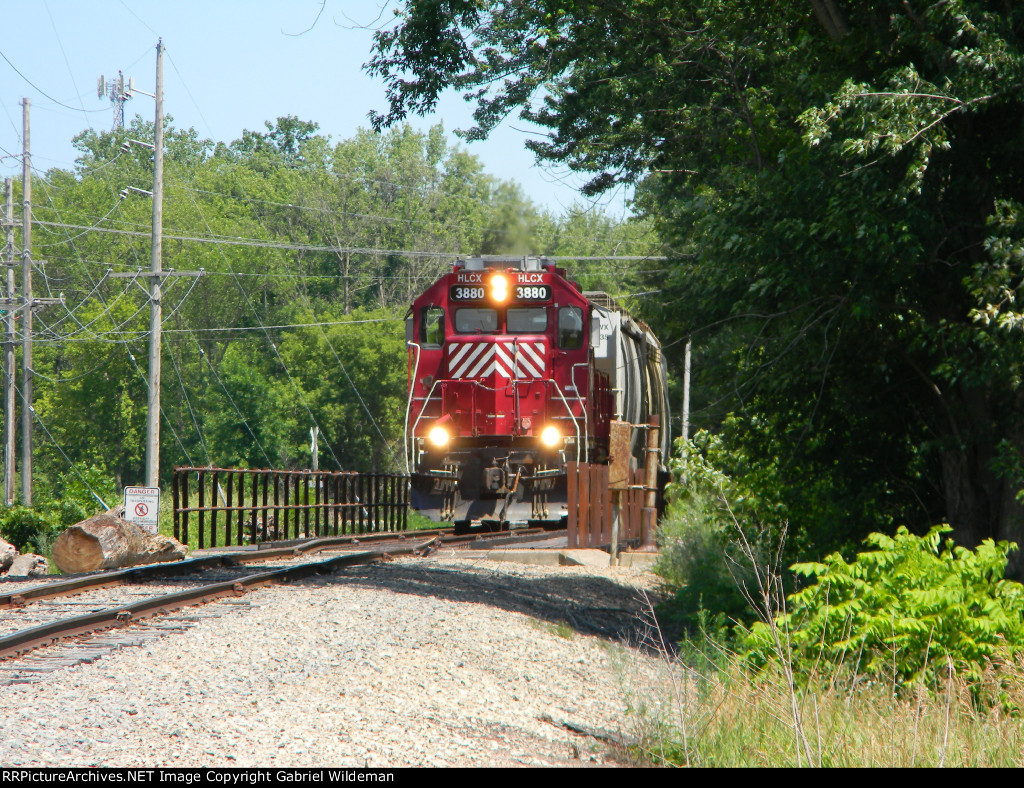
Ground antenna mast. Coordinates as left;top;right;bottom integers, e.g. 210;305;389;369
97;71;132;130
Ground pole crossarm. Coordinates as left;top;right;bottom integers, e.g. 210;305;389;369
108;270;204;278
0;296;63;312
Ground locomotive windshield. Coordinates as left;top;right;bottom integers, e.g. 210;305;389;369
507;307;548;333
455;308;498;333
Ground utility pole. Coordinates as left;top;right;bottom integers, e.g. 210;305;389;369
682;338;691;442
9;101;62;507
2;179;14;505
109;40;201;490
21;98;32;506
146;38;164;489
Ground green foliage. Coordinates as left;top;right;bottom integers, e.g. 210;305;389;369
0;467;118;556
0;507;56;555
740;525;1024;686
656;432;767;632
368;0;1024;567
39;466;120;528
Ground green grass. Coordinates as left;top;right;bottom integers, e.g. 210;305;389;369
624;639;1024;767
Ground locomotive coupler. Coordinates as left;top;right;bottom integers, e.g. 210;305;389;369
483;466;504;492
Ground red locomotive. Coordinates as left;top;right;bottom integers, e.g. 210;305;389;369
405;255;670;529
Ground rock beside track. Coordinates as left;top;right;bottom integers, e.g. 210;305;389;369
0;553;669;768
5;552;48;577
0;536;47;577
0;537;17;572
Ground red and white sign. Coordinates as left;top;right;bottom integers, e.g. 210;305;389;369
124;486;160;534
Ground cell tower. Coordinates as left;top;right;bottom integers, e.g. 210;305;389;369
97;71;132;129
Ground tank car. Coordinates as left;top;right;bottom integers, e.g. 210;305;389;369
405;255;669;530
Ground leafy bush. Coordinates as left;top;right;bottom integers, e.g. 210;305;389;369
0;506;57;554
655;431;768;632
739;525;1024;687
41;465;118;528
0;466;116;556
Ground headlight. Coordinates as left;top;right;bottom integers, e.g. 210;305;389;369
539;425;561;448
428;425;450;448
489;272;510;303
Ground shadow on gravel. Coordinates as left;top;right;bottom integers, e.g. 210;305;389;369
287;560;673;654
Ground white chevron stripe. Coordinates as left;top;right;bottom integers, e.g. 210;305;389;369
520;341;545;370
515;353;542;378
466;347;494;378
448;342;474;369
452;343;489;378
446;340;548;379
493;345;515;377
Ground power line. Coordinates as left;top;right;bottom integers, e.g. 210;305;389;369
167;182;664;247
33;219;669;261
0;48;107;115
17;383;110;511
30;160;196;468
193;344;273;467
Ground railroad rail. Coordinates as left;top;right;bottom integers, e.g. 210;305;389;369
0;527;560;672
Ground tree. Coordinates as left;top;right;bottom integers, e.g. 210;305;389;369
368;2;1024;567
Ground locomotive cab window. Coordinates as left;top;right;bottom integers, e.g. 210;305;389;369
558;306;585;349
420;306;445;348
455;308;498;333
507;307;548;334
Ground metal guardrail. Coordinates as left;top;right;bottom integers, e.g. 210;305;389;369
172;467;410;549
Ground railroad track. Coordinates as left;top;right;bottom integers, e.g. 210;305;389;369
0;527;563;684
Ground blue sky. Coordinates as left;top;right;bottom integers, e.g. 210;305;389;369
0;0;631;216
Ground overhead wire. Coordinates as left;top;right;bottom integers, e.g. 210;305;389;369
31;166;198;467
169;182;665;249
166;339;212;467
193;343;273;467
173;154;408;469
162;161;346;472
16;383;110;510
0;48;107;115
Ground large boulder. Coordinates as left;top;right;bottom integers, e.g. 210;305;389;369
139;533;187;564
0;537;16;572
51;514;186;574
7;553;48;577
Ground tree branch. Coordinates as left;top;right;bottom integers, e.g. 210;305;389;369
809;0;850;40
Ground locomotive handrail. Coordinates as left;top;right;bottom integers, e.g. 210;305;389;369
410;377;444;468
411;374;582;466
548;378;582;464
572;362;589;461
405;341;423;475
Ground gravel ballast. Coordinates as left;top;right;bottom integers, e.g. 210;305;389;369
0;554;668;767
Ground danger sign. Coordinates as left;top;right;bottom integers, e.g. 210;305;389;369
124;486;160;534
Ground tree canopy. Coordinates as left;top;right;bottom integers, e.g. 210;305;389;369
19;114;656;498
369;1;1024;566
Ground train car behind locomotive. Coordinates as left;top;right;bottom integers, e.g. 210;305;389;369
405;255;669;530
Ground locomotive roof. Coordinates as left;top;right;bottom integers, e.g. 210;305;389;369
455;256;553;272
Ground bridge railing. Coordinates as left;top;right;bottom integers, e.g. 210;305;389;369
172;466;409;549
565;463;649;549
